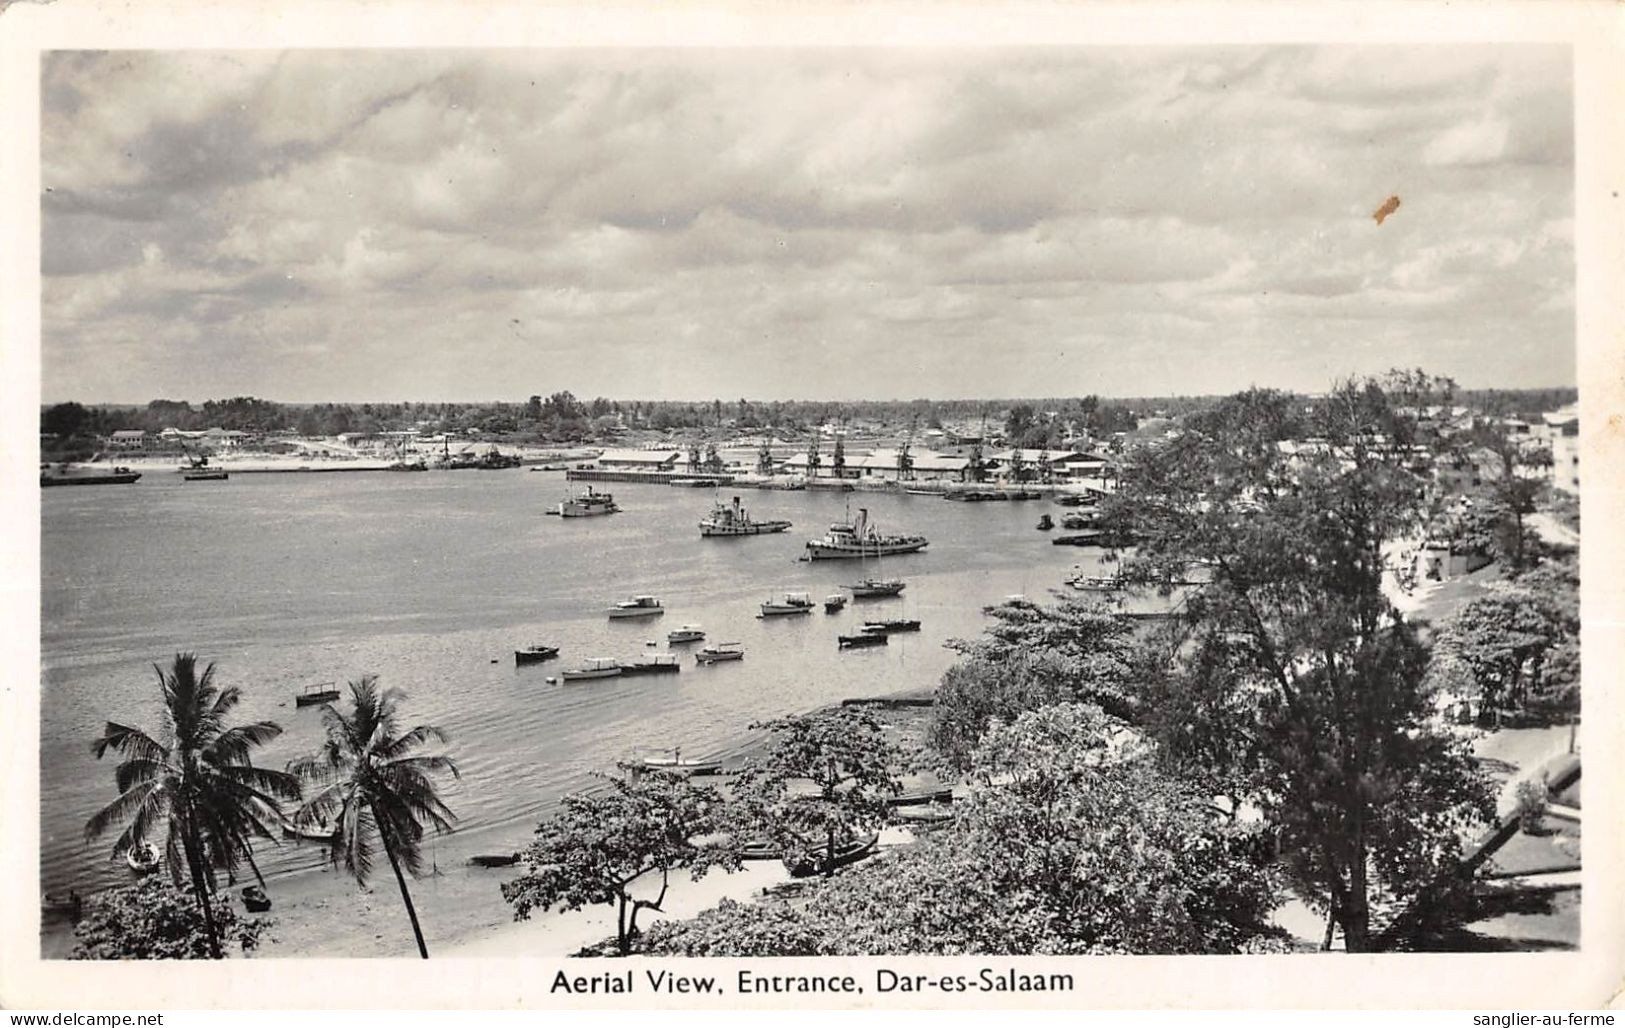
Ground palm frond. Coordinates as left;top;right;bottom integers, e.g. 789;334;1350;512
90;722;168;762
85;780;166;842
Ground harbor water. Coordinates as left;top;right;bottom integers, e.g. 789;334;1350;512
40;471;1105;901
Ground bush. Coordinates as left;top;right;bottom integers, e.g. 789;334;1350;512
1514;778;1549;835
71;877;270;960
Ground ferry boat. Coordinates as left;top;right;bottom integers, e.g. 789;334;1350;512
695;642;744;664
40;463;142;487
804;507;928;561
699;495;792;537
558;486;620;517
607;595;664;619
849;578;906;598
561;657;624;681
760;592;815;617
667;625;706;644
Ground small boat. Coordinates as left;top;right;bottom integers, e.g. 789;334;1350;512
695;643;744;664
848;578;905;598
1061;511;1100;530
739;839;782;861
607;595;664;619
805;507;928;560
760;592;815;617
667;625;706;644
823;594;847;613
1068;573;1124;592
558;486;620;518
885;785;954;808
700;495;793;537
469;852;522;868
183;470;230;481
1054;492;1092;507
125;842;161;875
561;657;624;681
515;645;560;665
903;487;940;496
862;618;921;634
670;477;721;488
294;682;341;707
641;750;723;775
619;654;681;675
1036;514;1054;531
838;632;888;649
241;886;272;913
41;463;142;487
385;460;427;472
892;806;956;825
41;891;83;919
785;833;879;877
282;815;338;841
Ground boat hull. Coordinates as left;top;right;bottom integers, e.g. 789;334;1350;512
561;667;623;680
700;522;793;536
41;471;142;487
515;648;559;664
805;540;928;560
607;608;664;619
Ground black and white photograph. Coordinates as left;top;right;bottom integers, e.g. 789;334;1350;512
3;0;1621;1012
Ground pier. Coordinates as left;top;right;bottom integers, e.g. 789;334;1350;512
566;469;735;486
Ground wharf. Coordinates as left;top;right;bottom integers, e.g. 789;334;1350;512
566;469;735;486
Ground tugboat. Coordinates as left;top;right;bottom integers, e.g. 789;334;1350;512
804;506;928;560
558;486;620;517
699;495;792;537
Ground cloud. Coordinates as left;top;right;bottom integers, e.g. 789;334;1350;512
40;46;1574;402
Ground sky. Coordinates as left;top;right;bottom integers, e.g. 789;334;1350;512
39;46;1574;403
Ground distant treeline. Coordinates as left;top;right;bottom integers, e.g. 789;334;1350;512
39;386;1577;457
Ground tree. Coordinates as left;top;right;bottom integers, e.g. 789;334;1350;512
645;704;1281;956
42;401;94;439
289;676;458;959
502;765;732;955
732;709;900;878
1437;581;1572;720
930;597;1141;770
1104;380;1494;951
72;876;270;960
86;653;298;959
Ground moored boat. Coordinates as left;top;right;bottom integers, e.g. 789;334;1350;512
700;495;793;537
183;470;230;481
561;657;624;681
861;618;921;634
695;643;744;664
641;749;723;775
619;654;681;675
667;625;706;644
848;578;905;598
759;592;815;617
785;833;879;877
125;842;161;875
823;594;847;613
1036;514;1054;530
804;506;927;560
40;463;142;487
294;682;341;707
558;486;620;517
282;814;338;841
838;632;888;649
469;853;522;868
515;644;560;664
607;595;664;619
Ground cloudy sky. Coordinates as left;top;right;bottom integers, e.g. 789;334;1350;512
41;47;1572;403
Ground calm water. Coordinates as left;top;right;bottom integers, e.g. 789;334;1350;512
40;471;1100;897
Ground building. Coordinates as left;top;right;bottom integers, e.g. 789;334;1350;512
107;430;146;449
596;448;683;470
1542;405;1579;495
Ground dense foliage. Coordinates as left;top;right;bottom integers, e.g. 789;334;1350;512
72;876;269;960
502;766;733;955
730;709;901;877
1102;378;1495;950
643;705;1282;956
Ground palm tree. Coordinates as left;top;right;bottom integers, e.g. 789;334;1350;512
289;676;458;958
86;653;300;958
